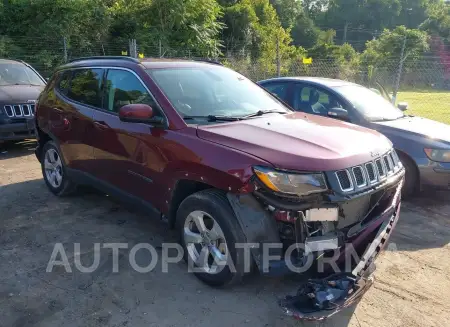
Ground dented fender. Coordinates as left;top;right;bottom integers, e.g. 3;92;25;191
226;193;282;270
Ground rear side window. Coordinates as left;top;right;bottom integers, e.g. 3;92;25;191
104;69;156;113
67;69;103;107
57;71;71;95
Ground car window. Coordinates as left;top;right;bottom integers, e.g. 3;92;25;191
293;84;342;116
104;69;157;113
264;83;289;99
67;69;103;107
57;71;71;95
0;62;45;86
146;67;288;120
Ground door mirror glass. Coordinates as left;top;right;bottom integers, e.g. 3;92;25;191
327;107;349;120
119;104;163;125
397;102;408;111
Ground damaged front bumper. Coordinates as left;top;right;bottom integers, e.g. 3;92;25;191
227;169;404;321
279;191;401;320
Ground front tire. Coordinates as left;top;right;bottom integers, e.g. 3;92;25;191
41;141;77;196
176;189;247;287
398;152;418;198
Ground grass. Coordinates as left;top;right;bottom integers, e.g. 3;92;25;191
396;90;450;125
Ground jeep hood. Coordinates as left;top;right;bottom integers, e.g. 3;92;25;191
196;112;392;171
0;85;44;103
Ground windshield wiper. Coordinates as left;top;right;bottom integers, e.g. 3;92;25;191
183;115;242;122
243;109;287;119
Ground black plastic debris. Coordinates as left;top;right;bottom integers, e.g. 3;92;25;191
279;272;374;321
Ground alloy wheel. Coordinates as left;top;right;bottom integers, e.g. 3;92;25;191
44;148;63;189
183;210;229;274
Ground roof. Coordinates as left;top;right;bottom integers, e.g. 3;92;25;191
258;76;356;87
0;59;24;65
60;56;223;70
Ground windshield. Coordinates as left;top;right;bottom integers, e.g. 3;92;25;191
334;85;404;121
0;63;45;86
146;67;289;119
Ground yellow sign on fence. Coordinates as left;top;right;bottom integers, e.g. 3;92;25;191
303;57;312;64
121;50;128;56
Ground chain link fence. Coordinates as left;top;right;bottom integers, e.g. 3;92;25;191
1;35;449;124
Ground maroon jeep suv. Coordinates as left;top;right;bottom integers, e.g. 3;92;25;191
35;56;404;319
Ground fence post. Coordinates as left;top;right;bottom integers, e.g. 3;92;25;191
159;39;162;58
129;39;137;58
392;36;407;105
276;35;281;77
63;37;68;63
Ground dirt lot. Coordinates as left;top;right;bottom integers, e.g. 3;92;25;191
0;141;449;327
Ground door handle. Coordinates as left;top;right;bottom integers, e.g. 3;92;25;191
93;121;110;130
53;108;63;113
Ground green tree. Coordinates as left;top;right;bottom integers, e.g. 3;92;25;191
361;26;429;66
270;0;302;28
291;11;321;49
420;1;450;40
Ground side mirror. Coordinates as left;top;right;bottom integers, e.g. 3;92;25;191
397;102;408;111
327;107;349;120
118;104;164;125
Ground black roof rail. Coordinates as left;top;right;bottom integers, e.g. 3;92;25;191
68;56;140;63
148;57;223;66
192;58;223;66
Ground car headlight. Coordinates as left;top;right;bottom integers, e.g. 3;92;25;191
253;166;328;196
424;148;450;163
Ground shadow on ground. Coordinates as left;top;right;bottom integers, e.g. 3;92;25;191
0;139;37;160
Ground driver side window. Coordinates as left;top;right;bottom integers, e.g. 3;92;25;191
104;69;157;114
293;84;342;116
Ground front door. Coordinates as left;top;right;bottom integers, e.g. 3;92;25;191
92;68;168;209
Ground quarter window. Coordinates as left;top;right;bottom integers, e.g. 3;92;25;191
104;69;156;113
67;69;103;107
57;71;71;95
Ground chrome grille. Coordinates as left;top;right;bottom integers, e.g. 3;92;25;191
365;162;376;183
352;166;366;187
13;105;22;116
335;150;402;192
4;105;13;117
3;104;35;118
383;155;393;174
375;159;385;177
336;170;353;191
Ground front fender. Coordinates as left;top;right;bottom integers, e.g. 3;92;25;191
226;193;282;271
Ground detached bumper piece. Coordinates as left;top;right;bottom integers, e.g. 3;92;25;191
279;272;374;321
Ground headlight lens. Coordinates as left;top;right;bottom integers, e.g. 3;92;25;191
424;148;450;163
253;166;327;196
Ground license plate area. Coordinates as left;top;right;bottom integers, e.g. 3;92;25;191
304;208;338;222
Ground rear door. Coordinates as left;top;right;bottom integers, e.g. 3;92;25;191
47;68;103;173
92;68;168;207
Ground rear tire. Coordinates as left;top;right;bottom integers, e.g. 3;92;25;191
176;189;247;287
398;152;418;198
41;141;77;196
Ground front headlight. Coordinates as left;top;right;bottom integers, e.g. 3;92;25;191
424;148;450;163
253;166;328;196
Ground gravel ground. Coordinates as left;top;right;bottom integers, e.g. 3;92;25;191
0;141;449;327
